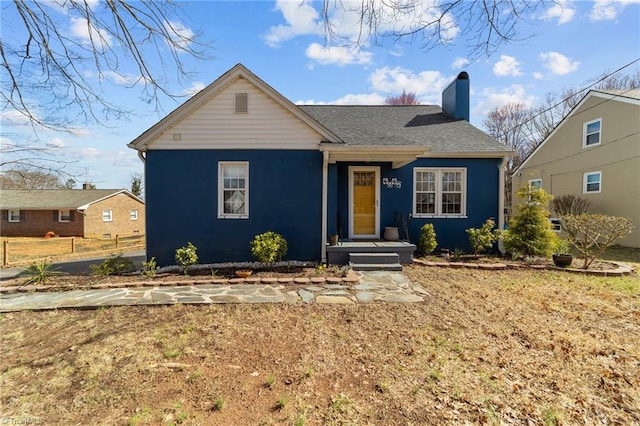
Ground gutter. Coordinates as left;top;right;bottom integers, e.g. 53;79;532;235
321;150;329;263
498;155;509;253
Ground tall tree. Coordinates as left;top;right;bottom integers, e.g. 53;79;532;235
130;172;143;197
385;90;421;105
0;168;69;189
320;1;550;57
1;1;209;175
483;102;534;212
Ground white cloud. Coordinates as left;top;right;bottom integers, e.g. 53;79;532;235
164;20;195;50
542;0;576;24
369;67;449;103
296;93;386;105
305;43;373;66
264;0;460;49
493;55;523;77
590;0;640;20
533;72;544;80
452;57;470;70
539;51;580;75
70;17;112;47
46;138;66;148
473;85;536;117
183;81;206;96
263;0;321;47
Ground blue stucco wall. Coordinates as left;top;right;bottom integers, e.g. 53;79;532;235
329;158;502;253
145;150;323;266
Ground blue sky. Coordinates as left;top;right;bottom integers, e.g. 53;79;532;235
2;0;639;190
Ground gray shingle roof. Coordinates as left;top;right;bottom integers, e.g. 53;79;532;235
0;189;132;210
299;105;511;154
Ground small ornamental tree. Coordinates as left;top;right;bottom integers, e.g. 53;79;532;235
251;232;288;265
175;242;198;275
504;185;557;258
418;223;437;256
561;214;634;269
466;218;502;256
550;194;590;217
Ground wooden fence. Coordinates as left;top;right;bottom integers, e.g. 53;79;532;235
2;235;145;267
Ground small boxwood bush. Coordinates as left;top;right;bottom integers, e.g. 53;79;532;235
251;231;288;265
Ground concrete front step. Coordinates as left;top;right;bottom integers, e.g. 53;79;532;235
349;252;399;265
351;263;403;271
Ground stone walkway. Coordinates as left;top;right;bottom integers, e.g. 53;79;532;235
0;271;430;312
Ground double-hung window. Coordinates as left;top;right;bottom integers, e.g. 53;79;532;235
414;168;466;217
59;210;71;222
103;210;113;222
529;179;542;190
8;210;21;222
218;162;248;219
583;171;601;193
583;119;601;147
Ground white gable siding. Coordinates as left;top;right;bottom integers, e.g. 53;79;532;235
150;77;323;150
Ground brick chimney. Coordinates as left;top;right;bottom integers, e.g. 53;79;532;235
441;71;470;122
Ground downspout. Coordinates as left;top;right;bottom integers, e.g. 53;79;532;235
321;150;329;263
137;150;146;163
498;155;509;253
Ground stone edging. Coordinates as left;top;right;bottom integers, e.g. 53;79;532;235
413;258;635;277
0;274;360;295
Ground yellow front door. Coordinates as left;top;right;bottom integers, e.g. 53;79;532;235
353;171;376;235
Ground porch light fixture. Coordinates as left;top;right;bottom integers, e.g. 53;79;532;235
383;177;402;188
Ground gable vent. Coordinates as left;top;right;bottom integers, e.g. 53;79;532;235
235;93;248;113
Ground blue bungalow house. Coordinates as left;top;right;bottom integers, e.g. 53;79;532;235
128;64;513;267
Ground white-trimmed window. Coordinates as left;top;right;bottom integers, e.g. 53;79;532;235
550;218;562;232
219;162;249;219
103;210;113;222
583;119;601;147
529;179;542;189
583;171;601;193
8;209;21;222
130;210;138;221
414;168;466;217
59;210;71;223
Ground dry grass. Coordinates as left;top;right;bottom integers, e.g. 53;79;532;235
1;264;638;425
1;236;144;267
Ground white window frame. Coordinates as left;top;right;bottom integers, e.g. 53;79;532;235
583;171;602;194
528;178;542;189
218;162;249;219
8;209;21;223
102;210;113;222
130;209;138;221
583;118;601;148
413;167;467;218
550;218;562;233
59;209;71;223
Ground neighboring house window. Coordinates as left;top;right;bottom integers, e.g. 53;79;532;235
130;210;138;220
103;210;113;222
583;119;601;147
414;168;466;217
583;171;601;193
235;93;248;113
529;179;542;189
219;162;249;218
8;209;21;222
59;210;71;223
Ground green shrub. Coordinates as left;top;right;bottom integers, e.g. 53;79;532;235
503;185;556;258
561;214;633;269
251;231;288;265
466;218;502;255
142;257;159;278
175;242;198;275
418;223;437;256
23;261;64;285
91;254;136;276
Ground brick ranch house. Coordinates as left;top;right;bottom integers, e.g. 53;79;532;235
0;189;145;238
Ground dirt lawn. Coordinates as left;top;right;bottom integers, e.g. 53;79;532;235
1;265;639;425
